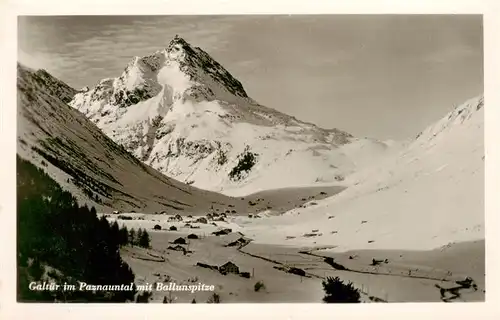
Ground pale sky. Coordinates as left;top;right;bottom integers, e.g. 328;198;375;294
18;15;483;140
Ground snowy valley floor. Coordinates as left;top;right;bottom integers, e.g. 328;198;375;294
119;229;484;303
108;182;484;303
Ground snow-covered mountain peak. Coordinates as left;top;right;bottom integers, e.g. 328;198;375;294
163;35;249;100
69;38;393;195
73;35;253;113
161;35;191;62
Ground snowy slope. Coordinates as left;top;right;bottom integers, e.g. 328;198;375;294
17;63;239;213
239;96;484;252
70;36;392;196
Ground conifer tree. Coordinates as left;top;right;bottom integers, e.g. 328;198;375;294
322;276;361;303
129;229;136;247
139;229;151;248
136;228;143;246
119;225;129;246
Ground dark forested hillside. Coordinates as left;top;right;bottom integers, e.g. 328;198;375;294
17;155;136;302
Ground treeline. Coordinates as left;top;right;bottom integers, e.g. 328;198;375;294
17;156;136;302
115;224;151;249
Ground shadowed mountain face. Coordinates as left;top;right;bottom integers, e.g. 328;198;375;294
17;63;239;214
69;36;393;196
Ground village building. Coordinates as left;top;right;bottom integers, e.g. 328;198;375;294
227;240;239;247
224;232;251;247
212;228;232;236
173;237;186;245
227;237;251;247
219;261;239;275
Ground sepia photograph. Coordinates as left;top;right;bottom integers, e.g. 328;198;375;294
15;14;485;304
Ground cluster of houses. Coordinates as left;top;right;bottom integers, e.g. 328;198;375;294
167;214;184;222
206;212;228;222
153;224;181;231
171;212;230;225
247;214;263;219
145;209;257;282
150;210;235;231
165;230;251;251
162;210;234;224
166;235;200;255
